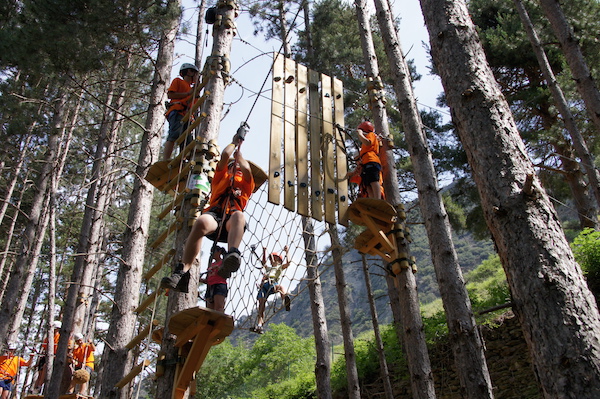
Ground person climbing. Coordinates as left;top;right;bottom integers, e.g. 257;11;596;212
67;332;95;396
31;320;61;394
347;121;383;199
161;130;255;292
251;246;292;334
0;342;33;399
200;246;228;313
163;62;200;160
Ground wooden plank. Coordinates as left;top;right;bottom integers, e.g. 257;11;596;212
309;69;323;221
361;214;395;253
145;161;178;191
321;74;336;224
158;191;186;221
269;53;284;205
283;57;296;212
144;249;175;280
149;220;181;249
296;63;309;217
173;317;230;397
135;290;160;314
333;77;348;226
126;320;159;349
114;359;151;389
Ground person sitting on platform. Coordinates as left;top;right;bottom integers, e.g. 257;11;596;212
251;246;291;334
163;62;200;160
348;121;383;200
161;131;255;292
0;342;33;399
201;246;228;313
67;332;95;396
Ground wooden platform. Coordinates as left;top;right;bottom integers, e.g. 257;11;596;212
145;160;187;194
347;198;397;227
168;307;234;399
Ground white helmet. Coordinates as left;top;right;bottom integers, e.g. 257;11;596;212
54;320;62;329
179;63;199;76
74;332;84;341
6;341;17;350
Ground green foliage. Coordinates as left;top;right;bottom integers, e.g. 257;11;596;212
197;324;316;398
572;228;600;298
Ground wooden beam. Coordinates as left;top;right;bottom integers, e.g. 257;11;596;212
283;57;297;212
309;69;323;221
114;359;152;389
126;320;159;349
296;63;309;217
268;53;284;205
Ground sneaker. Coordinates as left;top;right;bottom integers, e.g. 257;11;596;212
250;325;263;334
160;264;189;293
284;295;291;311
175;271;190;293
218;248;241;279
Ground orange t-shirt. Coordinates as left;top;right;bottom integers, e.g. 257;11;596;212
72;343;95;370
41;332;60;353
359;132;381;165
165;77;194;116
207;166;255;213
0;356;28;379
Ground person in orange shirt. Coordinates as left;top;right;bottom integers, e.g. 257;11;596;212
163;62;200;160
161;132;255;292
353;121;383;199
0;342;33;399
32;320;62;394
67;333;95;395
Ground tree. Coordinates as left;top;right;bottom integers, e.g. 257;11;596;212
353;0;436;397
419;0;600;396
372;0;495;397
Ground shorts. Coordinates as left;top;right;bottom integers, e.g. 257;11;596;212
0;379;13;391
166;111;192;147
206;283;228;302
361;162;381;185
204;207;247;243
257;281;277;299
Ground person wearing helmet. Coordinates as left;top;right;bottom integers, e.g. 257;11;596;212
163;62;200;160
0;343;33;398
67;332;95;395
161;132;255;293
251;245;292;334
31;321;62;394
200;246;228;312
349;121;383;199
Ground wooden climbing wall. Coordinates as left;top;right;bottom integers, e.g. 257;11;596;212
269;53;348;226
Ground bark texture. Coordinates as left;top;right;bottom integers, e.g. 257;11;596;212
419;0;600;397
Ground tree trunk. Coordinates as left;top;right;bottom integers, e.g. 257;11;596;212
419;0;600;397
513;0;600;221
537;0;600;137
361;255;394;399
99;16;177;398
373;0;494;397
328;224;361;399
0;88;68;352
353;0;437;397
302;217;332;399
195;0;207;66
156;0;238;397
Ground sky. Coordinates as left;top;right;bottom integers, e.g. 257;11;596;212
174;0;449;174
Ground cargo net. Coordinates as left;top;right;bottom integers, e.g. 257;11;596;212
196;182;333;331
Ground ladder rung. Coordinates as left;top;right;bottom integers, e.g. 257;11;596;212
135;290;160;314
144;248;176;280
126;320;159;349
149;220;181;249
114;359;152;389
